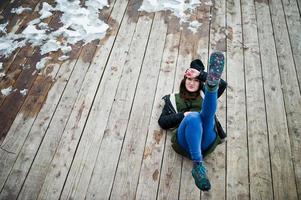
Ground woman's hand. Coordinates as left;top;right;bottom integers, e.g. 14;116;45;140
185;68;200;78
184;111;192;116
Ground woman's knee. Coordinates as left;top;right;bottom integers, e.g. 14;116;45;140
184;112;200;123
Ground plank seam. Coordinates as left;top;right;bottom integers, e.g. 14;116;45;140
0;0;52;109
240;0;251;199
106;9;146;200
15;46;85;199
0;13;70;197
280;0;301;94
133;13;163;199
277;0;301;197
267;0;298;197
156;28;182;200
225;0;228;198
58;0;121;198
253;0;275;199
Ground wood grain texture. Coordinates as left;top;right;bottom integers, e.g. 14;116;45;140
0;0;300;199
226;0;249;199
0;45;81;200
108;12;164;200
133;11;171;200
269;0;300;198
59;1;132;200
156;28;182;200
280;0;301;196
241;0;273;199
255;1;298;199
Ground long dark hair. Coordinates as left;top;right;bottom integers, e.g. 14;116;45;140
179;77;203;100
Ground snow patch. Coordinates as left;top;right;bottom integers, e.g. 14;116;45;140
11;6;32;15
0;22;8;34
39;2;54;20
0;62;3;70
20;89;28;96
0;0;109;62
36;57;51;70
188;20;203;33
58;55;69;61
1;86;17;96
0;72;5;78
139;0;205;32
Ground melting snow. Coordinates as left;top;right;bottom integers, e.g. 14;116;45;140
0;0;109;61
11;7;32;15
139;0;209;32
1;86;17;96
36;56;51;70
20;89;28;96
58;55;69;61
0;22;8;34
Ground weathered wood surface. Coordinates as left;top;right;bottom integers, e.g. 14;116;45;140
1;0;301;199
0;0;56;139
241;0;273;199
255;0;298;199
156;16;182;200
226;0;249;199
280;0;301;196
109;12;160;199
269;0;300;199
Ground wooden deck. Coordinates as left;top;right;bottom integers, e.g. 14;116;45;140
0;0;301;199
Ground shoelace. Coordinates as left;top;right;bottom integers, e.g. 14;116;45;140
194;164;207;179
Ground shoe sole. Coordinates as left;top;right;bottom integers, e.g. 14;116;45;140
207;52;225;86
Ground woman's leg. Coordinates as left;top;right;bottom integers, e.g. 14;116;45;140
200;87;218;151
177;112;203;161
191;52;224;191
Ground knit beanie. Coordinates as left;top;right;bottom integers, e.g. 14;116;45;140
190;59;205;72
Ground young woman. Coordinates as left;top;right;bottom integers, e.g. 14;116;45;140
158;52;227;191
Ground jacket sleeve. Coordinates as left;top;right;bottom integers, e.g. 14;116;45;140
201;79;227;99
217;79;227;98
158;98;184;130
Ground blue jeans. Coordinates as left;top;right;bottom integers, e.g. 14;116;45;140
177;88;217;161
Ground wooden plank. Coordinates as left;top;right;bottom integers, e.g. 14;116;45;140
157;133;182;200
254;1;299;199
178;3;211;199
241;0;273;199
16;49;92;200
0;0;57;139
0;55;61;188
32;0;142;199
0;0;39;76
59;2;152;200
0;49;40;139
281;0;301;94
226;0;249;199
15;3;119;200
156;16;182;200
0;0;48;101
0;44;82;199
281;0;301;196
107;12;166;200
134;11;174;200
268;0;300;198
202;0;227;199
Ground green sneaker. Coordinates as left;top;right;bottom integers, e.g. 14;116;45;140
191;162;211;191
